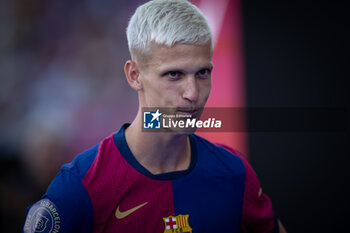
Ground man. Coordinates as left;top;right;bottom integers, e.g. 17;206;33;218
22;0;287;232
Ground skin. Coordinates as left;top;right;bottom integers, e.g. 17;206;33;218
124;42;213;175
279;221;287;233
124;41;287;233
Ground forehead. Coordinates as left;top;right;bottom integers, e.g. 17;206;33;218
145;42;213;73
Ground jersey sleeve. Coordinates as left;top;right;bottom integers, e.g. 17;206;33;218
216;143;279;233
22;169;93;233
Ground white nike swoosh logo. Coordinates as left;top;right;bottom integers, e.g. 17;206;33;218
115;202;148;219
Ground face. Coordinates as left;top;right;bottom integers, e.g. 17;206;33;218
136;42;213;117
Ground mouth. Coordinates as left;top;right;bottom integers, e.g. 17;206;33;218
176;107;201;116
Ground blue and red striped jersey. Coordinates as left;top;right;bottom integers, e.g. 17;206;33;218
22;124;278;233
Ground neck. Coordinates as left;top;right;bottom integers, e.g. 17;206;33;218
125;110;191;175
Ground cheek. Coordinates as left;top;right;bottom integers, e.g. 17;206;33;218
161;83;181;100
144;80;179;105
200;80;212;98
142;77;163;98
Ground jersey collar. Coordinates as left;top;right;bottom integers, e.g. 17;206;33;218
113;123;198;180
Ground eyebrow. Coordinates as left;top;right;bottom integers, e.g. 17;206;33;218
159;64;214;76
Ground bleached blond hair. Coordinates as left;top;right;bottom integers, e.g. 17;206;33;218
126;0;212;57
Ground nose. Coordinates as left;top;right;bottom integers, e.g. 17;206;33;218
182;76;199;103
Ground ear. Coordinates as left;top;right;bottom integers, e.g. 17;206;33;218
124;60;142;91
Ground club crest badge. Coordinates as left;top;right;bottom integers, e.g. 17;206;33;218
23;199;61;233
163;214;192;233
32;212;49;232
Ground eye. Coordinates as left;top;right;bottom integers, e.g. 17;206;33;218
167;71;181;80
196;68;211;79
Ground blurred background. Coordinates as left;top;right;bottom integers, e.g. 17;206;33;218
0;0;348;232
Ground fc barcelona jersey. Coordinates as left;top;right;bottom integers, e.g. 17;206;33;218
22;124;279;233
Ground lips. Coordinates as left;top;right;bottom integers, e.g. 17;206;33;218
176;107;202;117
176;108;198;114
